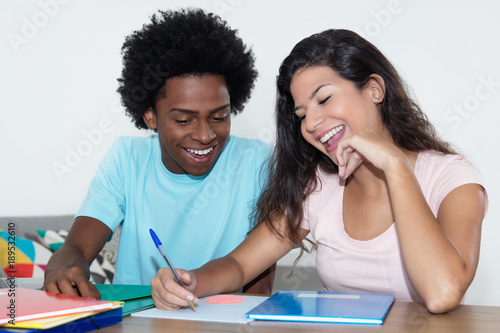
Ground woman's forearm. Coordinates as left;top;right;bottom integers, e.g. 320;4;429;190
386;158;483;312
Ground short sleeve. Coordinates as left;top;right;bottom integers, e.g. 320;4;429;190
418;153;488;216
76;138;127;231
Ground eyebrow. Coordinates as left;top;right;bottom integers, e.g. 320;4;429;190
293;84;332;112
170;104;230;115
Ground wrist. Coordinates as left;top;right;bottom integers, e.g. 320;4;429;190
384;152;414;181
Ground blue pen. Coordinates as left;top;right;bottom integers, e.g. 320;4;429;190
149;228;196;311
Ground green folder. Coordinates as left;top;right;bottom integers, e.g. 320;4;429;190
95;284;155;316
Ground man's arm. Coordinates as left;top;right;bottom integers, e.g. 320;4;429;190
43;216;112;299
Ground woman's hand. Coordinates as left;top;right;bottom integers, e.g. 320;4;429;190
150;268;198;310
335;130;410;179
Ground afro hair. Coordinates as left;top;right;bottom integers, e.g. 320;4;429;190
117;8;258;130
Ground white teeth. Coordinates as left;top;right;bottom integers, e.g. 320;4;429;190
186;147;214;156
320;125;344;143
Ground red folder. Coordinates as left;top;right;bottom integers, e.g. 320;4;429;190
0;288;114;325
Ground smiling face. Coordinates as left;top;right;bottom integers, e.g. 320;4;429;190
290;65;385;164
143;75;231;176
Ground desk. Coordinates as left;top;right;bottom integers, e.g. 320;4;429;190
96;301;500;333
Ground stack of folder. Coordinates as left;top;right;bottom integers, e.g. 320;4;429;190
0;288;123;333
95;284;154;316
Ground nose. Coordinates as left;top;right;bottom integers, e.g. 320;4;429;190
303;109;324;134
192;120;216;144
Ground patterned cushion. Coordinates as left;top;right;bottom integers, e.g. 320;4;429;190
0;231;53;278
36;229;115;284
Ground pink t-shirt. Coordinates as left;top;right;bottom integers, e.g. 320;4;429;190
301;151;488;302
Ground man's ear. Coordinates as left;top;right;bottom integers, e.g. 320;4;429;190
365;74;386;104
143;108;158;130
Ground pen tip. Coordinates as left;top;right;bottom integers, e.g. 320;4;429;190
189;301;196;312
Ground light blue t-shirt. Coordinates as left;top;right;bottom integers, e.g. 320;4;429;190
77;134;271;285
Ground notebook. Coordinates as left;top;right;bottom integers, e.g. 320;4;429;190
0;288;115;325
246;290;395;325
133;295;268;324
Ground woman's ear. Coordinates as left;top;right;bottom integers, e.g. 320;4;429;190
143;108;158;130
365;74;386;104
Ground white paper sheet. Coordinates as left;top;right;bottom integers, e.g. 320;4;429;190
131;295;268;324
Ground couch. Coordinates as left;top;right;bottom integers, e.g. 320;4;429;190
0;215;116;283
0;215;74;241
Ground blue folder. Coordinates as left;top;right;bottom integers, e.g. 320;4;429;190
0;306;122;333
246;290;395;325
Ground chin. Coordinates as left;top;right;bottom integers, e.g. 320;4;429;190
189;164;216;177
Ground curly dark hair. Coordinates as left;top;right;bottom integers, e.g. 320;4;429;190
255;29;457;248
117;8;257;129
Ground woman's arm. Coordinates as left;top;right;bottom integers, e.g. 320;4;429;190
388;171;484;313
151;220;308;310
242;264;276;294
337;130;485;313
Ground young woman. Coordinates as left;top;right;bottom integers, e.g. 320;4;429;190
150;29;487;314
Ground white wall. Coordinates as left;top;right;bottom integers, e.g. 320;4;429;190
1;0;498;306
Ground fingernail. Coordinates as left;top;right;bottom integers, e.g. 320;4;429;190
186;295;194;301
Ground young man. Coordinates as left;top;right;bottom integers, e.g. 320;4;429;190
43;8;274;299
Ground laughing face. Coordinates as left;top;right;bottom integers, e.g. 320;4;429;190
143;75;231;176
290;65;384;164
